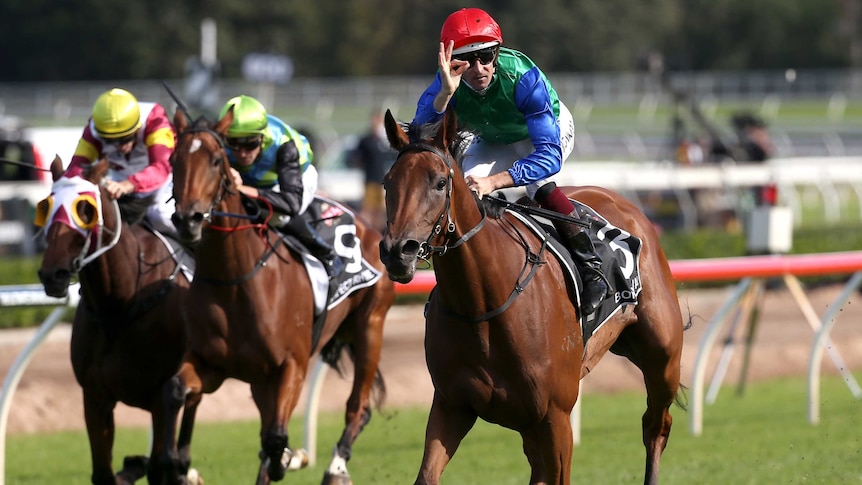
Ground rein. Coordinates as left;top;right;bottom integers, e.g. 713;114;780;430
176;126;271;237
175;126;283;285
397;141;546;323
396;142;486;260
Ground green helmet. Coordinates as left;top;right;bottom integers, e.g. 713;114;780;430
220;95;268;137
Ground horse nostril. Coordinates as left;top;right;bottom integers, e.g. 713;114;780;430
191;212;205;223
400;240;421;257
38;268;71;284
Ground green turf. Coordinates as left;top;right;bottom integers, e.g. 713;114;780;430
6;373;860;484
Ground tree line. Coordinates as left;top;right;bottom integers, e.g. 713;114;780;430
1;0;859;82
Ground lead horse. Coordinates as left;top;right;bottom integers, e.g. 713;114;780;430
379;109;685;485
36;156;198;485
163;108;396;484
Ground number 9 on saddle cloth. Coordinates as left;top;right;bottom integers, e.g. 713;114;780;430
242;194;383;313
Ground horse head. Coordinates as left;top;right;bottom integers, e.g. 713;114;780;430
379;108;475;283
170;107;235;245
36;156;119;297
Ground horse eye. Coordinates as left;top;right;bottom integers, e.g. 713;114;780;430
435;178;447;191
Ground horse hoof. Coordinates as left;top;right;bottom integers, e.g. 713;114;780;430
321;471;353;485
116;455;148;483
282;447;310;471
187;467;204;485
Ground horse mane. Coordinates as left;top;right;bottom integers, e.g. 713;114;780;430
405;119;472;166
406;119;507;219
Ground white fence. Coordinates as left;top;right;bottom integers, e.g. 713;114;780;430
0;284;78;485
3;152;859;234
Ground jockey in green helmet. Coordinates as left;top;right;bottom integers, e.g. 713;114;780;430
220;94;344;279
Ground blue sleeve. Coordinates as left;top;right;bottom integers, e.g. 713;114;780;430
413;74;447;126
506;67;563;186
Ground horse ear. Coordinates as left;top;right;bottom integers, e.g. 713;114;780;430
174;108;187;133
437;108;458;151
384;109;409;151
214;106;234;136
50;155;64;182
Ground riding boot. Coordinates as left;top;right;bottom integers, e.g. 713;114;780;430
284;216;345;280
554;213;610;316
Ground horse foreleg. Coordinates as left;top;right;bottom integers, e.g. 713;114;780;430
82;387;117;485
153;358;208;485
520;406;574;485
414;391;477;485
252;357;308;484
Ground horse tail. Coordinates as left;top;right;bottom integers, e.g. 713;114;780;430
674;384;689;412
319;338;388;410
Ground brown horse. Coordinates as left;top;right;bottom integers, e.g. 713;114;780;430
36;157;199;485
163;109;396;484
379;109;685;485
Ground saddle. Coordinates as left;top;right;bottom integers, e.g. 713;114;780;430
501;197;644;344
242;194;383;350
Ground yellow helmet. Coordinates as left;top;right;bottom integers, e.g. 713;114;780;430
92;88;142;139
219;95;268;137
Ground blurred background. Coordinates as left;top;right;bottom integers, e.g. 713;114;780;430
0;0;860;265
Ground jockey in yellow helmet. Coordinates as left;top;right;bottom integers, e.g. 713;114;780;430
65;88;178;238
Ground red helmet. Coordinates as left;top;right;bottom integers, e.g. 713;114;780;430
440;8;503;55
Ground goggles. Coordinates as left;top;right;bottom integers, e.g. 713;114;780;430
453;47;497;66
226;135;263;151
104;133;137;146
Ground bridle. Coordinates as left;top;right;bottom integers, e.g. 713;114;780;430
173;125;282;285
395;141;552;324
395;142;486;261
173;126;233;225
72;192;122;273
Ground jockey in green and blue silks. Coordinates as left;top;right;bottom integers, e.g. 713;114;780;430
220;95;344;279
415;46;569;187
412;7;609;316
220;95;315;217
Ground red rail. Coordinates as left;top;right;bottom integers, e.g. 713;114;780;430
392;251;862;294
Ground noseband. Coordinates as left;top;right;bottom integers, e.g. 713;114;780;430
396;142;486;260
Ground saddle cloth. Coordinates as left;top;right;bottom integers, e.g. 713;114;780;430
282;195;383;315
507;199;643;346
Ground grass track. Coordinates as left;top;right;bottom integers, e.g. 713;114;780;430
7;373;861;484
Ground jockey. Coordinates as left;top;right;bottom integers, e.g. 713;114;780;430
65;88;178;238
220;94;344;279
413;7;610;315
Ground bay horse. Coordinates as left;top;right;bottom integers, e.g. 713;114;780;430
379;109;685;485
36;156;199;485
163;108;396;484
